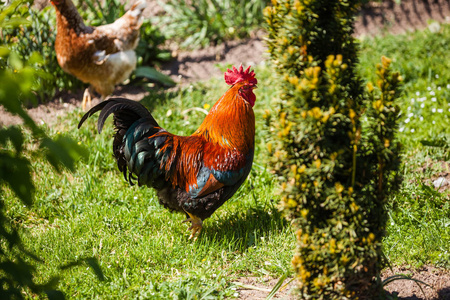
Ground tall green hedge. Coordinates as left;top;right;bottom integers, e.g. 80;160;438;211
265;0;402;298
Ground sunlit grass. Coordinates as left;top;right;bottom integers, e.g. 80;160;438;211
359;24;450;268
3;63;293;298
3;24;450;298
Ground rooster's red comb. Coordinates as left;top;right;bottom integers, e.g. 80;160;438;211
224;65;257;86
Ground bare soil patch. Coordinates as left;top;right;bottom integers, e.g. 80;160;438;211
383;266;450;300
355;0;450;37
236;266;450;299
419;160;450;193
0;85;148;127
236;276;296;300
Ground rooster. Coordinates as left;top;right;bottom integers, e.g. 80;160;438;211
78;65;257;239
51;0;146;110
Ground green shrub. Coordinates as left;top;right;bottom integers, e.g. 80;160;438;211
159;0;269;49
82;0;125;26
136;19;172;67
265;0;402;298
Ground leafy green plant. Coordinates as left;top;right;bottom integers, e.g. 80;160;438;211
0;1;80;102
82;0;125;26
159;0;269;49
265;0;403;298
135;19;172;67
0;2;102;298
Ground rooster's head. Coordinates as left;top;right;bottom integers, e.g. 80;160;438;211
225;65;257;107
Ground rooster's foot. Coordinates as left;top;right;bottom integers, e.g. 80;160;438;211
182;212;203;240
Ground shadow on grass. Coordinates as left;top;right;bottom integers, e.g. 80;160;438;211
438;287;450;300
201;202;291;252
385;290;449;300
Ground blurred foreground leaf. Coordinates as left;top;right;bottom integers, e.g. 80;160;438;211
135;66;176;87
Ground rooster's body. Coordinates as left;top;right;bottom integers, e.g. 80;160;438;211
79;66;257;238
51;0;146;110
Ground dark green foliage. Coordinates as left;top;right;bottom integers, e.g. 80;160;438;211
1;1;82;102
160;0;269;49
135;19;172;67
0;3;102;298
82;0;125;26
265;0;402;298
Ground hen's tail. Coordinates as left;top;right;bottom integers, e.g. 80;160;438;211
78;98;160;182
124;0;147;28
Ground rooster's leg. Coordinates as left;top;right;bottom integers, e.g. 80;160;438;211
182;212;203;240
81;87;92;111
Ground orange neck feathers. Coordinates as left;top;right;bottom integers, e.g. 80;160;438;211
52;0;88;34
194;82;255;152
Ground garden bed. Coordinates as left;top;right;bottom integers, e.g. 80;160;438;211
1;1;449;299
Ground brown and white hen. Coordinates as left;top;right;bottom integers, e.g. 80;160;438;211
51;0;146;110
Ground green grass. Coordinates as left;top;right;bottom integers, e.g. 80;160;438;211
2;25;450;298
359;24;450;268
4;64;293;298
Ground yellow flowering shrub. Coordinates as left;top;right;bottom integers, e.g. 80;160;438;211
265;0;403;298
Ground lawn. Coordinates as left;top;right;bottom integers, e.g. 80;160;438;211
2;24;450;299
359;24;450;268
